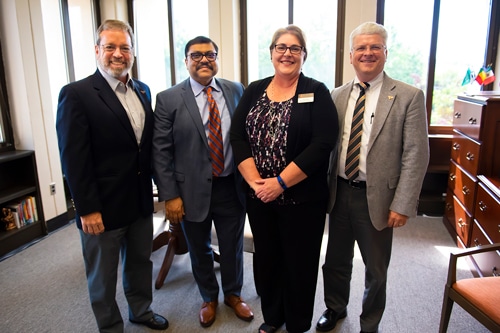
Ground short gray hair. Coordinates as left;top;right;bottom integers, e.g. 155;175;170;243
349;22;387;50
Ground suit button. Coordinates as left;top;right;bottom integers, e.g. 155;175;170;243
138;171;141;175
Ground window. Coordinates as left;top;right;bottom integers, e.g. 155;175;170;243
133;0;172;99
244;0;338;90
62;0;98;82
432;0;491;126
384;0;494;129
133;0;208;100
0;39;14;152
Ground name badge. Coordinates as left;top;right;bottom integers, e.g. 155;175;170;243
298;93;314;103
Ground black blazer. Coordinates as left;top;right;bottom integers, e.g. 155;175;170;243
230;73;339;203
56;70;154;230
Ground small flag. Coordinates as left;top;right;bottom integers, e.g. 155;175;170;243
475;66;495;85
461;68;474;86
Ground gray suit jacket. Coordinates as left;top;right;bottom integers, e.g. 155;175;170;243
328;72;429;230
152;78;245;222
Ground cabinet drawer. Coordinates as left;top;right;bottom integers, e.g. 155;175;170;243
469;219;500;277
453;99;483;140
445;191;472;246
444;188;455;229
475;182;500;244
448;160;476;214
450;131;481;176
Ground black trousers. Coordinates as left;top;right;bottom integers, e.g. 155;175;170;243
247;197;326;333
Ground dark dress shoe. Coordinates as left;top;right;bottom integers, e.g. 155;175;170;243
224;294;254;321
316;308;347;332
130;313;169;330
200;301;218;327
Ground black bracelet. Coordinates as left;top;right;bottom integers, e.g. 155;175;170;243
277;175;288;190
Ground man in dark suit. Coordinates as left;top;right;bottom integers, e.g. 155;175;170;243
152;36;253;328
56;19;168;333
317;22;429;333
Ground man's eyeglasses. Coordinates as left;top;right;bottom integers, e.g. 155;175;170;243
352;44;386;54
100;44;133;54
274;44;303;54
189;52;218;62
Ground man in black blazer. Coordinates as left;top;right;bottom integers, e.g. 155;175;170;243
152;36;253;328
56;19;168;332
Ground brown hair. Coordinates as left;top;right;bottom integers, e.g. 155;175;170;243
269;25;308;61
95;19;135;48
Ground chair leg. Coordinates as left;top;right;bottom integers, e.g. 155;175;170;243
155;236;178;289
439;289;454;333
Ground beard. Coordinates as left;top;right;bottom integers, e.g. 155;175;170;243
98;56;134;79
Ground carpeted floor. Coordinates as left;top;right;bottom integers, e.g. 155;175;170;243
0;214;489;333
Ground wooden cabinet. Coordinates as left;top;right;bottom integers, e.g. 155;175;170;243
0;150;46;258
469;176;500;277
444;93;500;276
444;94;500;245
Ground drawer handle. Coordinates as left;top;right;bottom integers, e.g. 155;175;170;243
445;203;452;211
468;117;477;125
493;267;498;277
462;186;470;196
478;201;487;212
454;112;461;119
473;238;481;246
458;218;466;228
452;143;460;151
465;152;474;161
449;173;456;181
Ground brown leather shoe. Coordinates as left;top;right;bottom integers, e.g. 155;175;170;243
224;294;254;321
199;301;218;327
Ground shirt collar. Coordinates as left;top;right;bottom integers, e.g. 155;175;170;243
98;67;134;91
190;77;219;97
355;71;384;90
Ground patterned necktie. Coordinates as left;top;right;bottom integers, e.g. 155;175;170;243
345;82;369;181
205;86;224;176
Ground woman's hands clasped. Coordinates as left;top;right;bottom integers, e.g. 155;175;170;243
253;177;284;203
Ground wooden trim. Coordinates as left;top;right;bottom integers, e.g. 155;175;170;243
335;0;345;88
240;0;248;86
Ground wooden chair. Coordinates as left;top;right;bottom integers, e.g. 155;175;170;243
152;192;259;294
439;242;500;332
152;196;188;290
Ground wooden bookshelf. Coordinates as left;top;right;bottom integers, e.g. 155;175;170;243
0;150;46;258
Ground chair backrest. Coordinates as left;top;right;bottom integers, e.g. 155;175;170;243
439;243;500;332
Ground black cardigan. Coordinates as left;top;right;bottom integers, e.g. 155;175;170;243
230;73;339;203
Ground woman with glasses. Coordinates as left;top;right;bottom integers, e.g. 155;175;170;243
230;25;338;333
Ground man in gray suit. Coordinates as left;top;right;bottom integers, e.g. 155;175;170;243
152;36;253;328
317;22;429;333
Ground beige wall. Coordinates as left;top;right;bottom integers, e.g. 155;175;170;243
0;0;378;223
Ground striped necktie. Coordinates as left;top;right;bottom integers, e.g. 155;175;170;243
345;82;369;181
205;86;224;176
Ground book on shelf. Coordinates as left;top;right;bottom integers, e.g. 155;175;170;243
2;195;38;228
4;201;23;229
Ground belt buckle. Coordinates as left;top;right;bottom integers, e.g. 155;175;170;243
348;179;362;188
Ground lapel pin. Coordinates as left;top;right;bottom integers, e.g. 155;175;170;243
140;90;146;94
388;96;394;100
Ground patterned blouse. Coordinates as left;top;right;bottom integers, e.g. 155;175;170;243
245;91;295;205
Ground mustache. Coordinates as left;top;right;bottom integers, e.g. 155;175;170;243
196;62;213;70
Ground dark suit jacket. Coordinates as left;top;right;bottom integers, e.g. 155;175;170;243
152;78;245;222
56;70;154;230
